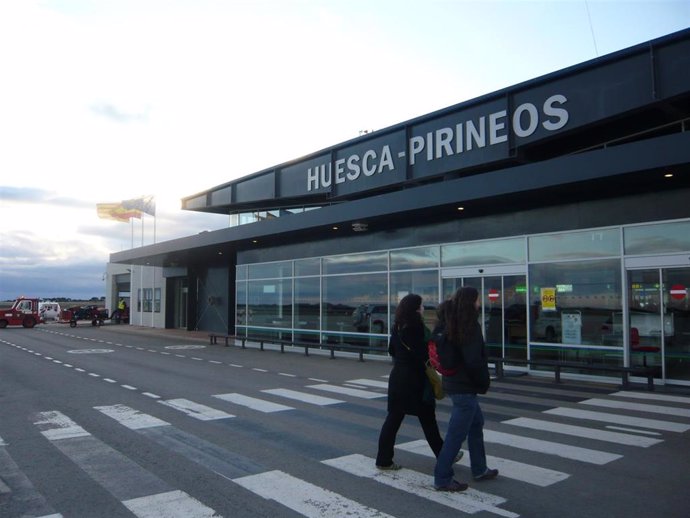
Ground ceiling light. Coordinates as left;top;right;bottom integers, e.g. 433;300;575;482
664;173;674;178
352;222;368;232
457;206;465;211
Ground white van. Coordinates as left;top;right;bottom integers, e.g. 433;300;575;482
39;302;61;321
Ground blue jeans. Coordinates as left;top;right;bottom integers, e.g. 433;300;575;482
433;393;487;487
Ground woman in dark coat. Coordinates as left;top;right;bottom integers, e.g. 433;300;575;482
375;293;444;470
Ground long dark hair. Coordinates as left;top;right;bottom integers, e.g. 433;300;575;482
445;286;479;346
394;293;423;330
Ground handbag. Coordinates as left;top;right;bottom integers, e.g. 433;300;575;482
425;360;445;400
398;329;445;400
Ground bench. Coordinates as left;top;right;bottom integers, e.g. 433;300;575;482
209;333;381;361
489;356;655;391
209;333;246;347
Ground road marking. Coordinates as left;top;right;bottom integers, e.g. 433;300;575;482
308;378;328;383
396;439;569;487
158;398;235;420
67;349;114;354
103;378;117;383
262;388;343;406
209;360;222;364
502;417;661;447
580;398;690;418
213;393;294;413
123;489;218;518
233;470;395;518
142;392;161;399
483;429;621;464
36;410;218;517
96;404;170;429
88;373;101;378
99;405;265;480
606;425;661;436
252;368;268;372
122;385;138;390
0;439;60;517
544;407;690;433
322;454;518;518
346;378;388;389
34;411;91;441
609;391;690;404
307;384;386;399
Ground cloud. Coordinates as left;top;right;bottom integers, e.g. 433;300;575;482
90;102;149;123
0;186;93;208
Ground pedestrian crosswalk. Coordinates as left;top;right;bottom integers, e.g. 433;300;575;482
2;376;690;518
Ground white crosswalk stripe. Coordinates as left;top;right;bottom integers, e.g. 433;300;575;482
33;411;220;517
307;383;387;399
158;398;235;420
213;392;294;412
396;439;570;487
262;387;344;405
580;398;690;418
483;429;622;464
502;417;662;447
543;406;690;433
609;391;690;404
322;453;519;517
233;470;395;518
346;378;389;389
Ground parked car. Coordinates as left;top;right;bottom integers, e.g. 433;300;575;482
533;310;562;342
352;304;390;333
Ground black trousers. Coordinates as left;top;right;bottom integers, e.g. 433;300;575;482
375;404;443;466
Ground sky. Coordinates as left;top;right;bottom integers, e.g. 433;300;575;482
0;0;689;301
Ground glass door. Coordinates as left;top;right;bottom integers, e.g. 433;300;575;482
663;268;690;382
442;274;527;360
627;268;690;383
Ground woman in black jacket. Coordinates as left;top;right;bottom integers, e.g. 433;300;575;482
375;293;444;470
433;286;498;492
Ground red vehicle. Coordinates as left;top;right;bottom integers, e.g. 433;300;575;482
0;297;42;329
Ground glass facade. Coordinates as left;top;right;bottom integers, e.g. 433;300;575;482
235;219;690;383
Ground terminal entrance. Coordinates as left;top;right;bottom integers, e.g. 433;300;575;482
442;268;527;360
627;267;690;384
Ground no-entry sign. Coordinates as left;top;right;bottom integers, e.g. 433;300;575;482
670;284;687;300
488;288;500;301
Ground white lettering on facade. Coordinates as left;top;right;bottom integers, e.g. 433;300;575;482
306;94;570;191
513;103;539;137
542;94;569;131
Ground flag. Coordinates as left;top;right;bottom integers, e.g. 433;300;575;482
122;195;156;216
97;203;142;222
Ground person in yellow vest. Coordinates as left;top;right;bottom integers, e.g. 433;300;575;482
113;298;127;323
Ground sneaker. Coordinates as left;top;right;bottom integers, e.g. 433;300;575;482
473;468;499;481
453;450;464;463
376;462;402;471
435;480;469;492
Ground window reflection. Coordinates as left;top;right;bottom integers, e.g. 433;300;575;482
323;273;387;333
529;229;620;261
390;270;440;329
624;221;690;255
247;279;293;328
295;277;320;330
442;238;524;267
390;246;440;270
529;259;622;346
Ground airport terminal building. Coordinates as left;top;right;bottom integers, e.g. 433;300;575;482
109;29;690;386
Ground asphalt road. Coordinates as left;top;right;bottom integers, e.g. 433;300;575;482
1;324;689;518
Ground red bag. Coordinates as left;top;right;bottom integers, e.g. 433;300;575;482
428;335;458;376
